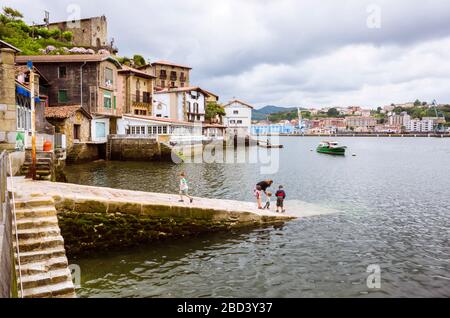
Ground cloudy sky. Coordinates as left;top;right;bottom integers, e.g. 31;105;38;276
5;0;450;109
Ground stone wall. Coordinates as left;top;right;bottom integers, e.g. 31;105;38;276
0;48;18;151
109;136;161;161
53;196;288;256
66;143;101;163
47;111;90;150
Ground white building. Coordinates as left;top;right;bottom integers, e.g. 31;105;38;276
406;119;434;132
388;112;411;127
153;87;209;122
223;99;254;136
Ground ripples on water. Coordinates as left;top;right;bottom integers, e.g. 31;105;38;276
65;137;450;298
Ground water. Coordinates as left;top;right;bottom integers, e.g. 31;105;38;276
65;137;450;298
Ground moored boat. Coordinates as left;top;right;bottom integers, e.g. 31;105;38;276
316;141;347;155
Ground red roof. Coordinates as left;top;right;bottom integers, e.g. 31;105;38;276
45;105;92;119
152;60;192;70
154;86;211;96
118;65;156;79
123;114;195;126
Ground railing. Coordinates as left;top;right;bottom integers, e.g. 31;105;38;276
0;151;22;298
131;94;152;105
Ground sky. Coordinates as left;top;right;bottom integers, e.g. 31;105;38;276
5;0;450;109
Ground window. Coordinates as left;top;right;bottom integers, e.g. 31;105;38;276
104;92;112;108
163;126;168;134
170;71;177;80
160;80;165;88
158;126;162;134
237;120;243;124
194;102;199;113
58;66;67;78
105;68;113;86
187;101;191;113
233;110;239;115
230;120;236;124
74;124;81;140
152;126;157;134
160;70;167;78
95;122;106;139
58;90;68;103
170;81;176;88
197;115;201;121
134;110;139;115
180;82;185;87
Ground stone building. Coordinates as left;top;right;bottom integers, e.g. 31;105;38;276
151;60;191;89
42;16;109;49
0;40;21;150
117;65;156;116
45;106;91;151
16;54;123;143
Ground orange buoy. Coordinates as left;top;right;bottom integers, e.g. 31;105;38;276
43;140;52;152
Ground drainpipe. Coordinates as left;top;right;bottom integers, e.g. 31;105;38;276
80;62;87;110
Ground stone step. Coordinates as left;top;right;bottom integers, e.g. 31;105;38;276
14;206;57;219
20;278;76;298
15;235;65;253
15;226;61;240
17;256;68;276
17;247;67;264
15;197;55;209
20;268;72;290
16;215;59;230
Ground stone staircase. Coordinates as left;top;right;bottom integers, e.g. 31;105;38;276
13;196;76;298
20;151;54;181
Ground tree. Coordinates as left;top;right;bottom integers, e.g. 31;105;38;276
205;101;225;123
133;54;146;67
414;99;421;107
327;108;339;117
377;107;382;114
3;7;23;20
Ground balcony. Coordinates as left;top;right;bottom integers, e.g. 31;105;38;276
132;93;152;108
159;73;167;79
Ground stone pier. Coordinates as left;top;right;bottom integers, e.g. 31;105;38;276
10;178;300;256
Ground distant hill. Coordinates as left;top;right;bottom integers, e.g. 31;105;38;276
252;105;298;120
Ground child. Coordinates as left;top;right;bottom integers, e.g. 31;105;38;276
275;185;286;213
264;192;272;210
179;172;193;203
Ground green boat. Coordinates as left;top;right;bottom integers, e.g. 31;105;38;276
316;141;347;155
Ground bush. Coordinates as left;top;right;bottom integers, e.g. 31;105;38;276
49;28;62;40
62;31;73;42
37;27;51;39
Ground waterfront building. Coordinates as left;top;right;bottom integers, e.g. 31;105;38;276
1;41;55;151
38;15;111;50
153;87;209;123
45;106;92;151
406;119;434;132
345;116;378;132
374;124;401;133
16;54;123;143
152;60;191;89
388;111;411;127
223;99;254;136
251;123;295;135
117;65;156;116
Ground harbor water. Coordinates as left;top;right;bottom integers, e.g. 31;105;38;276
64;137;450;298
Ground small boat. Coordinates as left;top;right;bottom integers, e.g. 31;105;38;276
316;141;347;155
257;140;284;148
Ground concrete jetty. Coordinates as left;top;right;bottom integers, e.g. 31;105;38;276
9;178;321;256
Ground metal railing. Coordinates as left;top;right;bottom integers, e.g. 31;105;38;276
0;151;23;298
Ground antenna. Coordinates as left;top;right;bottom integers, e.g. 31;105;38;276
44;11;50;27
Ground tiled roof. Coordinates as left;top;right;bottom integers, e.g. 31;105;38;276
118;65;156;78
0;39;21;52
45;105;92;119
154;86;211;96
123;114;195;126
15;54;122;68
152;60;192;69
223;99;254;109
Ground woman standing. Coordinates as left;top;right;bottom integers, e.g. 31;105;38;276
255;180;273;209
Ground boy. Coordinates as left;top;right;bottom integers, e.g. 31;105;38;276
275;185;286;213
179;172;193;203
264;192;272;210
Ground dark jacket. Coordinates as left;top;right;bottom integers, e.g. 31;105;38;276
257;181;272;192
